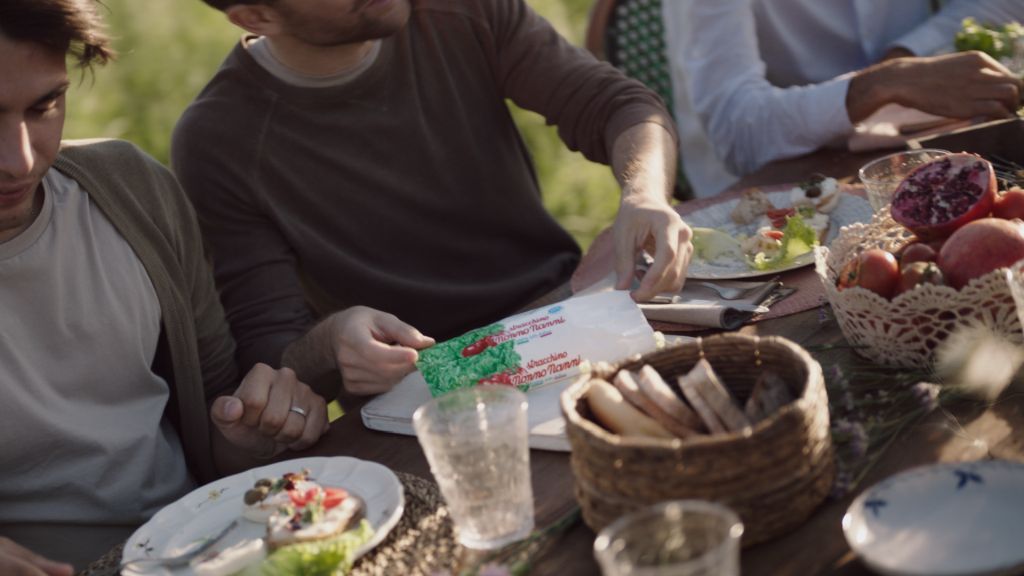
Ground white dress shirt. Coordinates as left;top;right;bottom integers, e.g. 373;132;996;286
663;0;1024;197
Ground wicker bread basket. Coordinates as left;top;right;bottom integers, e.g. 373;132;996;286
560;333;834;546
815;209;1024;368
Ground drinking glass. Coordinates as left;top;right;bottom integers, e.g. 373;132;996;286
1009;36;1024;77
594;500;744;576
413;385;534;549
859;149;950;212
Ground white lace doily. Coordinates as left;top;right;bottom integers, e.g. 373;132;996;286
814;208;1024;368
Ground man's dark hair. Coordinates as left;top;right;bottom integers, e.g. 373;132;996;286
0;0;114;68
201;0;273;12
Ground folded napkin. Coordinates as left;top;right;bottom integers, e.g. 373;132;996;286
848;103;971;152
640;279;783;329
577;273;788;330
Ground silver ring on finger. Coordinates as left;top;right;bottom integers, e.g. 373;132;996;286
289;406;308;418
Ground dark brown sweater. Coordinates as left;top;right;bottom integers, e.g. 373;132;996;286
172;0;676;371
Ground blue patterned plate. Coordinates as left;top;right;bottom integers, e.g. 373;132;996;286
843;460;1024;576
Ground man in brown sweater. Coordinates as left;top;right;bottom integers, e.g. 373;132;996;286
175;0;692;397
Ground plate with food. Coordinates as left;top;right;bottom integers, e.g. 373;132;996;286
842;460;1024;576
122;456;404;576
686;176;872;279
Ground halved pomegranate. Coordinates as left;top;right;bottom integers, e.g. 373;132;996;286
890;153;996;240
937;218;1024;289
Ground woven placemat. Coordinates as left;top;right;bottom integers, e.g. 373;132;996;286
78;472;458;576
351;472;458;575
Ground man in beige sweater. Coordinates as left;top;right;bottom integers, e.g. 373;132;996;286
0;0;398;571
177;0;693;397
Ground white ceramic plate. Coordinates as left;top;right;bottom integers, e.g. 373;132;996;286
842;460;1024;576
122;456;404;575
686;186;872;279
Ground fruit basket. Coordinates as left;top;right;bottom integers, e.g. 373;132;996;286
816;209;1024;368
560;333;834;546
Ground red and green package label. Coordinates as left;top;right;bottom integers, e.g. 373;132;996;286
416;291;658;397
417;323;524;396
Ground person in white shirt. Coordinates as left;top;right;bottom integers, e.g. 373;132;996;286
664;0;1024;197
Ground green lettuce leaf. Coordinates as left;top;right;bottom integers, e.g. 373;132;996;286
748;214;818;271
259;519;374;576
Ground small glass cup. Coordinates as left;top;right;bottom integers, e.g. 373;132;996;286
594;500;744;576
413;385;534;549
859;149;951;212
1009;36;1024;77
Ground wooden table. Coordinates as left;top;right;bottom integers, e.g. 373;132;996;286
301;147;1024;575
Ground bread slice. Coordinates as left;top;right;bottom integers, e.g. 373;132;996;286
678;359;751;432
266;494;366;550
614;370;701;438
744;371;795;423
587;379;674;439
731;188;775;225
634;365;705;433
676;374;726;434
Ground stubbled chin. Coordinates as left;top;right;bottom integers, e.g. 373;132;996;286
0;196;40;241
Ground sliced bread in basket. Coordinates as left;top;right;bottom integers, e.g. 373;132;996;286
560;333;834;546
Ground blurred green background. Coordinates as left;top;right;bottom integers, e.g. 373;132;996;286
64;0;620;248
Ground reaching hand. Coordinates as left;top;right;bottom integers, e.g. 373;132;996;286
210;364;329;458
896;51;1021;118
329;306;435;395
612;193;693;302
0;538;71;576
850;51;1023;123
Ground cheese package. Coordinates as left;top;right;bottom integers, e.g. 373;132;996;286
417;291;657;397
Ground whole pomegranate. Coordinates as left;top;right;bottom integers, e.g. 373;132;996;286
993;187;1024;220
896;241;937;268
937;218;1024;289
837;248;900;298
890;153;996;240
896;261;945;295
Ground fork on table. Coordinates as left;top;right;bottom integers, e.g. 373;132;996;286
650;277;781;304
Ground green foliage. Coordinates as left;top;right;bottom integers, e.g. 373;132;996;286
63;0;620;248
64;0;237;164
954;17;1024;60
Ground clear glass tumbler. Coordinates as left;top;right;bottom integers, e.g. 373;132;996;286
859;148;950;212
413;385;534;549
594;500;744;576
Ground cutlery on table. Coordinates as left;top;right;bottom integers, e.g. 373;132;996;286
650;277;781;304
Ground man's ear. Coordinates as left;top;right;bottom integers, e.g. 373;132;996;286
225;4;284;36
